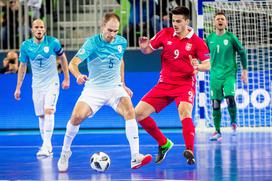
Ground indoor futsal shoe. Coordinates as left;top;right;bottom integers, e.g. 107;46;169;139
155;139;174;164
183;149;195;165
131;154;152;169
36;146;53;157
58;150;72;172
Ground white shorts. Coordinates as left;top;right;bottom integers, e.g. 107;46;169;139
77;86;129;117
32;82;60;116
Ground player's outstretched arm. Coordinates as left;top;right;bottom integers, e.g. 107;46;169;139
69;57;88;85
139;37;154;54
14;62;27;100
58;53;70;89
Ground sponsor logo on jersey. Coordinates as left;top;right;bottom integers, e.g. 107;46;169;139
167;41;173;45
185;43;192;51
44;46;49;53
224;39;229;45
78;48;85;55
117;45;122;53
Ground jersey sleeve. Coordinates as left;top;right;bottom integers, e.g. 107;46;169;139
52;37;64;56
120;36;128;59
18;42;29;63
231;33;247;69
75;37;96;61
149;29;165;50
196;37;210;62
205;34;211;49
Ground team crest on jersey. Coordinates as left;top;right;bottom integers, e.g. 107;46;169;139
185;43;192;51
224;39;229;45
117;45;122;53
78;48;85;55
43;46;49;53
167;41;173;45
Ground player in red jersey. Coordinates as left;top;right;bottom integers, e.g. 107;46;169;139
136;6;210;165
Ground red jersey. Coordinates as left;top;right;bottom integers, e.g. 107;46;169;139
150;27;210;85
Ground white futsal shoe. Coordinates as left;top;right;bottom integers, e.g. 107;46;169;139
131;153;152;169
36;146;53;157
58;150;72;172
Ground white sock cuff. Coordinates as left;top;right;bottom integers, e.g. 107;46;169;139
126;119;138;128
67;120;80;133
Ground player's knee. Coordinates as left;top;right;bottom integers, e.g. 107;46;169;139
212;100;221;110
70;113;84;125
124;107;135;119
135;108;142;120
226;96;236;108
178;108;192;120
135;109;147;121
45;108;55;115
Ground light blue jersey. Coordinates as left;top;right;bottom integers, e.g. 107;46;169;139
76;34;127;89
19;36;63;90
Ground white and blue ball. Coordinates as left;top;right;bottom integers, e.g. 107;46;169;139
90;152;110;172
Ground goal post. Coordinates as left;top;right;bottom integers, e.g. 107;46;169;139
195;0;272;128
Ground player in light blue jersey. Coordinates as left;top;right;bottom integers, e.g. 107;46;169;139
14;19;70;157
57;13;152;172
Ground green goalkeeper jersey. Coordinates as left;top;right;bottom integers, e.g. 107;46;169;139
206;31;247;79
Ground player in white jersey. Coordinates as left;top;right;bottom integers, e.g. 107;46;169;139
14;19;70;157
57;13;152;172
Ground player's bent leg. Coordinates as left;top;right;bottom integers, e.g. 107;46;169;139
58;102;92;172
116;97;153;168
116;97;135;120
136;102;172;164
135;101;155;121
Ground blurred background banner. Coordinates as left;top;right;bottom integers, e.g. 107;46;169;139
0;71;187;130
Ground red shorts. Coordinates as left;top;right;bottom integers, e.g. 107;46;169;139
141;82;195;113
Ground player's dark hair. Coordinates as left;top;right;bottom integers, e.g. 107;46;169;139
214;12;226;18
171;6;190;20
103;12;120;24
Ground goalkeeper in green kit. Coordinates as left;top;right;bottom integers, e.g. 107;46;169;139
205;12;248;141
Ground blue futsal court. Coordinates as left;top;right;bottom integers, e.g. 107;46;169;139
0;130;271;180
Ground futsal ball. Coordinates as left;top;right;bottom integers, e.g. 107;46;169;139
90;152;111;172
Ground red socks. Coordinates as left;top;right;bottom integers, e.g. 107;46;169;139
139;116;167;146
139;116;195;152
182;118;195;152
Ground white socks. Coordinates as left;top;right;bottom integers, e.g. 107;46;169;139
38;117;45;141
62;120;80;152
125;119;140;159
43;114;55;148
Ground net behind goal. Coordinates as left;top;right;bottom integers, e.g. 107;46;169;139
195;1;272;127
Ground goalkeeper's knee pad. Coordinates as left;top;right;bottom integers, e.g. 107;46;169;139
212;100;221;110
226;96;236;108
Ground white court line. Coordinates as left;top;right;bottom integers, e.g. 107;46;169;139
0;142;271;149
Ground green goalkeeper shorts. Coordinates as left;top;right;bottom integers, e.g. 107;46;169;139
210;76;236;100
